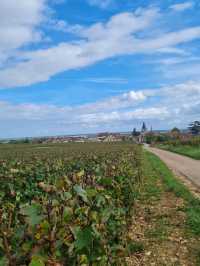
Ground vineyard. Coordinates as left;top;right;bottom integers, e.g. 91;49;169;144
0;143;143;266
157;137;200;160
161;136;200;147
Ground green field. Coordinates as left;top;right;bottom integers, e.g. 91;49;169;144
158;144;200;160
0;143;200;265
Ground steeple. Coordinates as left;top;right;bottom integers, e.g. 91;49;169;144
141;122;147;133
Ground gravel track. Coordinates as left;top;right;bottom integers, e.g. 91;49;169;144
146;146;200;188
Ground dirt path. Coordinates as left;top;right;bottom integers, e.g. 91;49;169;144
145;146;200;189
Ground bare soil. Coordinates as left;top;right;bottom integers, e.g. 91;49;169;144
126;179;200;266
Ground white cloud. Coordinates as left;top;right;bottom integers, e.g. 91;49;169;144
48;19;84;34
155;47;189;55
0;81;200;137
1;7;200;88
79;90;150;113
159;61;200;80
0;89;150;121
170;1;194;12
82;77;128;84
79;8;159;40
0;7;159;87
154;55;200;66
0;0;48;66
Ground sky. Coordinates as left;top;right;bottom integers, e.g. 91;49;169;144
0;0;200;138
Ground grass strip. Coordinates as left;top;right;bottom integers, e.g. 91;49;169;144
145;151;200;236
157;144;200;160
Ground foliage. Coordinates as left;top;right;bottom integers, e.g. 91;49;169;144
0;143;143;265
164;136;200;147
132;128;140;137
171;127;180;133
158;144;200;160
156;136;200;159
188;121;200;135
145;133;171;144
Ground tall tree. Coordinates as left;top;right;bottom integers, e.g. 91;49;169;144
132;128;139;137
171;127;180;139
188;121;200;135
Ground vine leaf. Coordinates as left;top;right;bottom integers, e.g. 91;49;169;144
74;185;88;203
75;227;93;251
0;257;8;266
63;207;73;222
29;256;45;266
20;203;44;227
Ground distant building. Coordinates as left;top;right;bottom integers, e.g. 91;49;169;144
103;135;121;142
139;122;148;143
141;122;147;133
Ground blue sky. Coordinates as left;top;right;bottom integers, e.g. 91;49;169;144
0;0;200;138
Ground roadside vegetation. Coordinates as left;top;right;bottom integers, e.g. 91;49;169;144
127;151;200;265
0;143;200;265
144;121;200;160
157;143;200;160
156;137;200;160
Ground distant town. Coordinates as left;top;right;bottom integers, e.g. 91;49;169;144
0;131;132;144
1;120;199;145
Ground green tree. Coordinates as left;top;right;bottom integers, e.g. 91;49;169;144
132;128;140;137
171;127;180;134
170;127;181;139
188;121;200;135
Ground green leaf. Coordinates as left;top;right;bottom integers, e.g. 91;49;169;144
0;257;8;266
74;185;88;203
70;226;80;238
20;203;43;227
0;191;5;199
22;242;32;253
29;256;45;266
40;220;50;234
99;177;113;186
102;208;112;223
75;227;94;251
0;238;3;250
86;188;98;198
63;207;73;222
52;199;59;207
63;192;72;200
